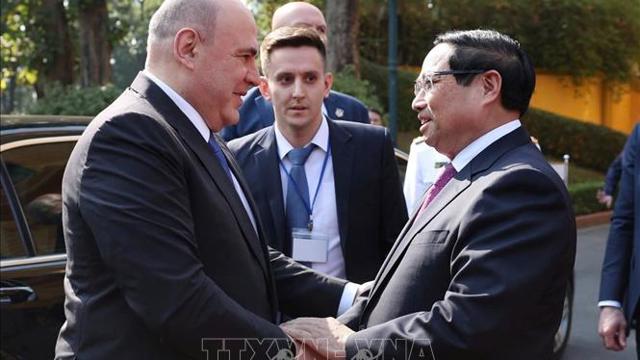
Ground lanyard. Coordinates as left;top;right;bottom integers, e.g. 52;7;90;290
279;140;331;231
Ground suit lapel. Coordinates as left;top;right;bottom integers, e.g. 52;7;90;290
328;120;354;249
220;137;280;317
364;126;533;314
129;73;269;275
254;129;289;253
367;170;471;301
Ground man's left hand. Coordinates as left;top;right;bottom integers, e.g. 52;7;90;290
281;317;354;360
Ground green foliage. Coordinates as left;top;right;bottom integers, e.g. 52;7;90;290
332;65;383;114
569;181;608;216
565;159;605;186
29;83;122;116
521;109;628;172
111;0;162;88
360;58;420;132
1;0;139;111
1;0;40;89
360;0;640;83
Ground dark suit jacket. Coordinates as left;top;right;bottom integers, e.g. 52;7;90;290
220;87;369;141
228;120;408;283
339;127;576;360
600;123;640;325
55;73;345;360
603;153;623;196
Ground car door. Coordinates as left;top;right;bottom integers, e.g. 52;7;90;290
1;135;79;359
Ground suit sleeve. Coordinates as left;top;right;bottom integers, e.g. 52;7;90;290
79;114;289;358
346;169;576;359
603;153;623;195
338;297;367;329
599;125;638;302
269;248;347;317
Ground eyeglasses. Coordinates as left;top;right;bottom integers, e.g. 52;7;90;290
414;69;486;96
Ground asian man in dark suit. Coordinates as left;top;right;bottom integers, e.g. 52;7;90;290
220;2;369;141
283;30;576;360
55;1;350;359
228;27;407;285
598;123;639;356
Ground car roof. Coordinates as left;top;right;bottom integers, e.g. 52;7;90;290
1;115;91;145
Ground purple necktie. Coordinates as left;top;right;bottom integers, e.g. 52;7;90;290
417;163;456;217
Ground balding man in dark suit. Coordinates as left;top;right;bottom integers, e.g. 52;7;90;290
55;1;347;359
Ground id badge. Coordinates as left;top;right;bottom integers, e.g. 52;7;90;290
291;228;329;263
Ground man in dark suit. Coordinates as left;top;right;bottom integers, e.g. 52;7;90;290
220;1;369;141
228;27;407;285
598;123;639;356
55;1;349;359
283;30;576;360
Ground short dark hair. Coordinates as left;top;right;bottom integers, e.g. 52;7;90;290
434;29;536;116
260;26;326;75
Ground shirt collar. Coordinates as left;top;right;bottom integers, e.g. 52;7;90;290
143;69;211;142
451;119;522;172
274;116;330;160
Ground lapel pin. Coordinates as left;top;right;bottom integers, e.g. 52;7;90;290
335;108;344;118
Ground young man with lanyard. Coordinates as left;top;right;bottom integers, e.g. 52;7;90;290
228;27;407;291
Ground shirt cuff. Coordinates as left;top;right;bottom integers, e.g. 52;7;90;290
337;282;359;316
598;300;622;308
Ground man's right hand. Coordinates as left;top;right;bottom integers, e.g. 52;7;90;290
596;189;613;208
598;306;627;351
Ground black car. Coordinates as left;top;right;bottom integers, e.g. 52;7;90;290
1;115;90;359
0;115;571;359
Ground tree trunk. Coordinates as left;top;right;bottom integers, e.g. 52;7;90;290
78;0;112;86
33;0;75;98
325;0;360;76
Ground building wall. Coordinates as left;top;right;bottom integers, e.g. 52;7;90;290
531;72;638;134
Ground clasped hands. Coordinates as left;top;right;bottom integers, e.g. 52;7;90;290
281;317;354;359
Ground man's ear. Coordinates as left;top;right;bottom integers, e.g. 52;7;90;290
324;72;334;98
480;70;502;105
258;76;271;100
173;28;199;70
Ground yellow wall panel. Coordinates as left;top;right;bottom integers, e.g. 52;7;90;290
531;72;637;134
531;73;602;125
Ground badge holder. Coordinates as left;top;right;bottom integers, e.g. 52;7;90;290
291;228;329;263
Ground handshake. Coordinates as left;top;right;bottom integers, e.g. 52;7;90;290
281;317;354;360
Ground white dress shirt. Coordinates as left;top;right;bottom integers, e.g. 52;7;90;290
274;118;346;279
274;118;358;314
450;119;522;172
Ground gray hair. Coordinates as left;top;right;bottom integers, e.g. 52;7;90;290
147;0;219;44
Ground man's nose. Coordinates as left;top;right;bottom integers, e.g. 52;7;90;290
411;94;426;112
292;79;305;98
246;63;259;87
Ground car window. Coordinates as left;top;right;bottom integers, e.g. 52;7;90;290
0;181;27;259
2;140;76;256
